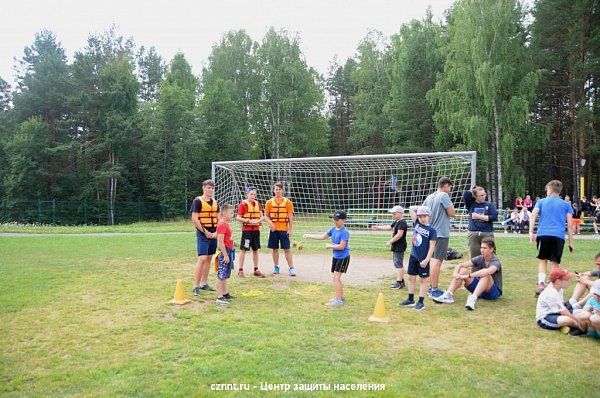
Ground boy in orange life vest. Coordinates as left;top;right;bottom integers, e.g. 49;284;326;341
265;182;296;276
236;186;265;278
191;179;219;296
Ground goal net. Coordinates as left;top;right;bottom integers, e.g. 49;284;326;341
213;152;476;250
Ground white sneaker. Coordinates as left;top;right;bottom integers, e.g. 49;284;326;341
432;291;454;304
465;294;477;310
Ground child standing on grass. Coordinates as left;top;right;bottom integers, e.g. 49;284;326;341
399;206;437;311
371;205;407;290
215;204;236;305
303;210;350;308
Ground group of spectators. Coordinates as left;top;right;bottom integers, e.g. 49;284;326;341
502;194;600;235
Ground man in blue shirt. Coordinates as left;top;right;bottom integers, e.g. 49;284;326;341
463;186;498;259
529;180;574;297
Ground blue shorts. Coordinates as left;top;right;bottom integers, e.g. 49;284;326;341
407;256;429;278
465;277;502;300
217;248;235;280
196;230;217;256
268;230;291;250
537;313;561;330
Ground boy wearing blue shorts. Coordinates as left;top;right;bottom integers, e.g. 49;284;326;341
304;210;350;307
191;179;219;296
433;237;503;310
265;182;295;276
215;204;236;305
399;206;437;311
536;268;582;334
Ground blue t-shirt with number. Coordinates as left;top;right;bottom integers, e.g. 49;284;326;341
327;226;350;259
410;221;437;261
535;196;573;239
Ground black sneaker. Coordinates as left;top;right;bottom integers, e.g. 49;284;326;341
399;299;415;307
216;297;229;305
398;280;406;289
200;284;216;292
390;281;401;290
569;329;587;337
223;293;236;300
192;286;201;296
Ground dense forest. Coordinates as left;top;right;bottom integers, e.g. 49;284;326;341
0;0;598;223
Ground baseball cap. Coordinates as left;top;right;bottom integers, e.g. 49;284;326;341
388;205;404;213
333;210;347;220
591;279;600;296
416;206;431;216
245;185;257;193
549;268;574;283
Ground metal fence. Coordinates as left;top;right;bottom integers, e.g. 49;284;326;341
0;200;191;225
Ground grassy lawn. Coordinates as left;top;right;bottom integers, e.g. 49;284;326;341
0;228;598;397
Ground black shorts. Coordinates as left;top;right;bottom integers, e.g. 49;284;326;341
407;256;429;278
240;230;261;251
331;256;350;273
536;236;565;264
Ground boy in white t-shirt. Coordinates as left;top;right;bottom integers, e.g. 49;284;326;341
536;268;585;335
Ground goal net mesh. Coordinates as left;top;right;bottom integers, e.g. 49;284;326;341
213;152;476;250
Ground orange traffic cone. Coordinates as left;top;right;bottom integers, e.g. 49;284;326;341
368;292;389;323
170;280;191;305
213;250;221;272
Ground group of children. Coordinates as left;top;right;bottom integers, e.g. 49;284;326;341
190;178;599;338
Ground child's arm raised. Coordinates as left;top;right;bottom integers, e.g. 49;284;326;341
303;233;329;240
408;206;418;223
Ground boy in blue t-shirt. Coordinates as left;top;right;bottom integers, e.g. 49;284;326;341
529;180;574;297
400;206;437;311
304;210;350;308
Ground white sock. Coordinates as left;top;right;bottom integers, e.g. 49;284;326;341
538;273;546;284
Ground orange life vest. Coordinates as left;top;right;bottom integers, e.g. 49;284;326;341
196;197;218;228
242;199;261;231
268;197;289;224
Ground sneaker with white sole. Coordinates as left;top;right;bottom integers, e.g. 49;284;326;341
465;294;477;310
399;299;415;307
216;297;229;305
273;265;280;274
192;286;201;297
429;288;444;298
432;291;454;304
288;267;296;277
413;302;425;311
326;299;344;307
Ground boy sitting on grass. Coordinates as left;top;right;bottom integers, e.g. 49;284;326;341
303;210;350;308
574;280;600;338
216;204;236;305
536;268;586;335
399;206;436;312
567;252;600;310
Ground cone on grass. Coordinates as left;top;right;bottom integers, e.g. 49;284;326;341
170;280;191;305
368;292;389;323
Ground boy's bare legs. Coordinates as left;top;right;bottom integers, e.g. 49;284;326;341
419;276;428;298
272;248;279;268
216;278;225;298
333;271;343;300
195;255;210;286
284;249;293;268
430;258;442;290
238;250;247;272
253;250;259;268
200;256;211;286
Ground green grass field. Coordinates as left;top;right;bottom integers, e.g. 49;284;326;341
0;226;598;397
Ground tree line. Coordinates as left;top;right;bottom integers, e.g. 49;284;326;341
0;0;598;222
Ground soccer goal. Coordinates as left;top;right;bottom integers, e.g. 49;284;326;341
213;151;476;250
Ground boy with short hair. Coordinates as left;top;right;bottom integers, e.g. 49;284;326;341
303;210;350;307
215;204;236;305
236;186;265;278
265;182;295;276
399;206;437;311
567;252;600;309
536;268;582;334
191;179;219;296
371;205;407;289
574;280;600;338
529;180;574;297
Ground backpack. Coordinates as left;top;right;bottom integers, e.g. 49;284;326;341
446;247;463;261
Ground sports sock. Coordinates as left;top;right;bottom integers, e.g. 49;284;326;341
408;293;414;301
418;296;424;304
538;273;546;284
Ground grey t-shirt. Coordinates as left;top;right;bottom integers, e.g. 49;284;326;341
471;255;502;293
422;191;453;238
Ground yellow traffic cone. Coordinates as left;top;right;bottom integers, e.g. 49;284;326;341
368;292;389;323
170;280;191;305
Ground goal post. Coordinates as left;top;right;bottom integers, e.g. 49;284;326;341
213;151;476;250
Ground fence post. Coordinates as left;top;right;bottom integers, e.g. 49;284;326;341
38;199;42;224
137;200;142;223
84;200;88;224
52;199;56;225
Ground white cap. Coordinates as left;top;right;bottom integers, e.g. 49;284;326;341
591;279;600;296
416;206;431;216
388;205;404;213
